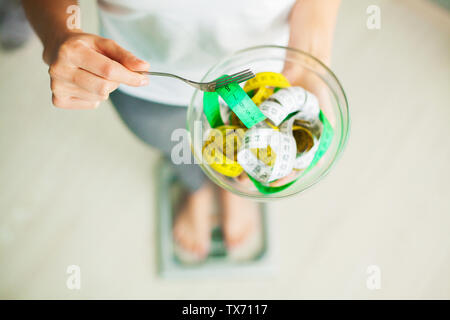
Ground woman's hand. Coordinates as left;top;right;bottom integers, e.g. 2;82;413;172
283;0;341;123
45;32;150;109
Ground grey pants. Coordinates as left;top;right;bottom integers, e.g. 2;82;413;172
109;89;206;192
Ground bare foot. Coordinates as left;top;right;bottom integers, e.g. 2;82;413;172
220;189;261;249
173;183;214;260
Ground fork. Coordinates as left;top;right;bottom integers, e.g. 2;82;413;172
136;69;255;92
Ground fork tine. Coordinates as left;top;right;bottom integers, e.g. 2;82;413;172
215;74;254;89
214;70;255;88
215;73;253;88
234;73;254;84
214;70;251;87
233;75;254;87
216;69;251;81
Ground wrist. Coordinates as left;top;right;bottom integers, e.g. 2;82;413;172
42;28;83;64
288;0;340;66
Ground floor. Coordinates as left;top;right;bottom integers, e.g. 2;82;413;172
0;0;449;299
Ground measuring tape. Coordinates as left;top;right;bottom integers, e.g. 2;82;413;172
245;84;323;174
243;72;291;107
259;87;321;126
250;86;274;106
237;128;297;183
201;71;334;194
250;110;334;194
243;72;291;92
279;113;320;170
202;125;245;177
203;75;266;129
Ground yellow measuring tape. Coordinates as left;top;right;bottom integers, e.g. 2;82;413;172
243;72;291;93
244;72;291;107
250;145;277;167
250;86;274;106
202;125;245;177
292;124;314;154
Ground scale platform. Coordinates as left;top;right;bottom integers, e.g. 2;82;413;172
156;159;277;278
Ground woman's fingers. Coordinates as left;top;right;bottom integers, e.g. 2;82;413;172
95;37;150;72
67;39;148;86
52;94;100;110
50;68;119;109
51;78;111;102
70;68;119;97
47;33;150;110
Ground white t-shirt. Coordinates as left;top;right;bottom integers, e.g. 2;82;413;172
98;0;296;106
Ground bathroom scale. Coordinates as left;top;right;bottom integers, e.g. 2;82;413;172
155;158;277;278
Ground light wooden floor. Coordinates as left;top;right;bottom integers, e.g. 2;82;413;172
0;0;449;299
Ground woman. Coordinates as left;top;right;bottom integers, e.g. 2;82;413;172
22;0;341;261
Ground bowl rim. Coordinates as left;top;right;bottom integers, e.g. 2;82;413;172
187;44;350;199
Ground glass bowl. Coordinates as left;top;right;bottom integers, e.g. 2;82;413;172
187;45;350;200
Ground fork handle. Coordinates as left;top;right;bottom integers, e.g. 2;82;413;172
136;71;173;77
136;71;188;81
136;71;199;85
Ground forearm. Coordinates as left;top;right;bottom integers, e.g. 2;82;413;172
288;0;341;65
22;0;81;63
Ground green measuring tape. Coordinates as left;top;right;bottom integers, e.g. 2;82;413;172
203;75;266;129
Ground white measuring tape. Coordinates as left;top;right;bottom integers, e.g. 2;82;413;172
280;113;323;170
237;87;323;180
259;87;320;126
237;128;297;183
